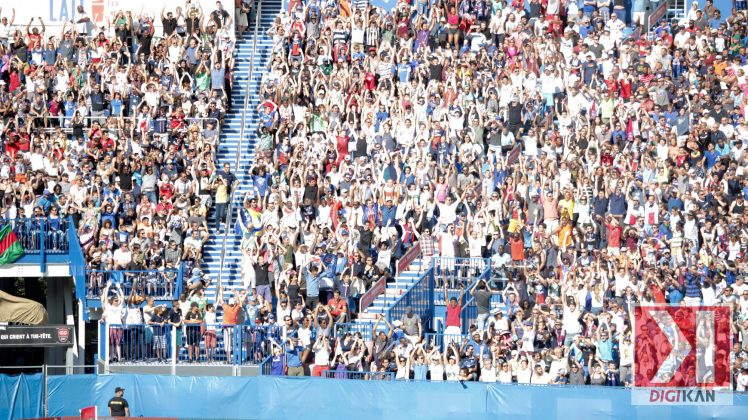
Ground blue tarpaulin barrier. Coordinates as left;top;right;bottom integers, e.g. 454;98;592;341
3;373;748;419
0;373;43;420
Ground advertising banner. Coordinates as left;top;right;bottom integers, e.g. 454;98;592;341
0;325;74;347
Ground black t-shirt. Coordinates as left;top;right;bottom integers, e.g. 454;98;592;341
211;9;230;28
108;396;128;416
185;311;202;323
254;262;270;286
169;308;182;324
162;17;178;35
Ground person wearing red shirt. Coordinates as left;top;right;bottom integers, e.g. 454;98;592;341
443;283;465;345
509;232;525;261
327;289;348;322
618;74;632;101
605;217;623;256
26;17;45;50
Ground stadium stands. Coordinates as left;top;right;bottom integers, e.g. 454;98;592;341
2;0;748;393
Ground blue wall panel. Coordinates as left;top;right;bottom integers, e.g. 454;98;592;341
0;373;43;420
3;373;748;420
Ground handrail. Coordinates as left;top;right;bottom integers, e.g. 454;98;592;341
85;268;182;300
216;0;264;288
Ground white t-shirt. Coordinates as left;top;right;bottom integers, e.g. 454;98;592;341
313;341;330;366
480;366;497;382
76;12;90;34
530;372;551;385
445;363;460;381
516;365;532;383
204;311;217;331
429;363;444;381
105;303;125;325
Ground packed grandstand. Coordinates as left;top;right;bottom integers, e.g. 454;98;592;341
2;0;748;391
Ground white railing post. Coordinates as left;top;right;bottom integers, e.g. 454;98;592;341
104;323;110;374
171;325;178;374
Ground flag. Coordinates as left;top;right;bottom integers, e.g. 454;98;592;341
0;224;24;265
80;405;97;420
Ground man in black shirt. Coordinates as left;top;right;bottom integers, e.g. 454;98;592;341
108;387;130;417
210;1;232;29
161;8;178;36
470;279;498;332
252;251;271;308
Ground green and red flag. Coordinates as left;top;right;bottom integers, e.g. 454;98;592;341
0;224;24;265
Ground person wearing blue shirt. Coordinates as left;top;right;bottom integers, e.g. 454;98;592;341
284;336;309;376
704;144;720;170
667;278;685;304
715;138;731;156
37;190;57;214
396;62;411;83
667;193;684;211
304;263;323;309
608;189;627;217
596;331;613;363
684;269;703;305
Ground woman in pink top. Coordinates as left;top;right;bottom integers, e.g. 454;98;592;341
447;7;459;49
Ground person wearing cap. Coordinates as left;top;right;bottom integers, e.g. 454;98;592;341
108;386;130;417
216;286;242;363
284;336;309;376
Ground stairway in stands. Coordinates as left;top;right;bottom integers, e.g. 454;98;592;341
202;0;283;310
353;259;425;328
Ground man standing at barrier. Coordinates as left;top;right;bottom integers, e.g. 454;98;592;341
400;306;422;344
108;387;130;417
470;280;498;332
217;286;242;363
443;284;465;347
285;336;308;376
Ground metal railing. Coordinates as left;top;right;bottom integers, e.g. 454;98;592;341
86;268;183;300
99;322;300;367
103;323;174;364
176;323;234;364
323;370;395;381
6;217;71;254
334;322;387;342
433;257;489;289
216;0;263;289
235;325;290;365
259;331;298;375
424;332;472;353
43;115;220;137
386;269;434;327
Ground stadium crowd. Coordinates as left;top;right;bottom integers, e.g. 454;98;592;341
0;0;239;300
240;0;748;389
4;0;748;390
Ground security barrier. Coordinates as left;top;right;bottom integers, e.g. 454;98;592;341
323;370;396;381
3;373;747;420
87;269;182;300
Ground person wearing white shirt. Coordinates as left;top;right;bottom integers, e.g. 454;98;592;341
530;364;551;384
101;282;125;362
515;359;532;383
480;358;498;382
604;13;625;44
